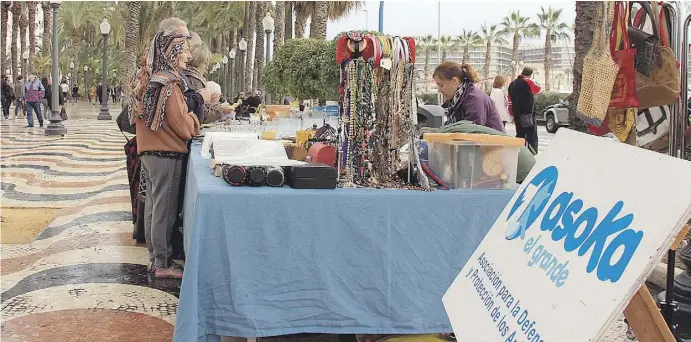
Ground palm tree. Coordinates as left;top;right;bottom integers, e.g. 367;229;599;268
457;29;481;64
123;2;141;86
28;1;37;69
245;1;257;91
480;23;506;80
274;1;285;53
294;2;308;38
438;36;455;60
537;6;571;91
284;1;293;40
310;1;328;39
569;2;597;132
419;35;436;93
294;2;361;39
254;1;267;91
1;3;9;68
500;11;539;75
41;2;51;59
18;4;28;69
10;3;21;78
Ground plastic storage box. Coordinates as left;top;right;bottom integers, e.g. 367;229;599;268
423;133;524;189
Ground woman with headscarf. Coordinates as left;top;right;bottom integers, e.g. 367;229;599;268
183;32;225;124
134;17;200;279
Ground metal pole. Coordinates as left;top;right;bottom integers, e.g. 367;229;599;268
70;66;74;103
265;31;271;105
239;50;245;95
22;57;27;82
437;1;442;105
97;33;111;120
378;1;384;32
229;58;234;98
45;2;66;136
84;70;87;102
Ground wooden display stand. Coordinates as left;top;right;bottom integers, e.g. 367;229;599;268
624;226;689;342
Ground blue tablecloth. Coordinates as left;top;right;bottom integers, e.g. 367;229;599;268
174;142;514;341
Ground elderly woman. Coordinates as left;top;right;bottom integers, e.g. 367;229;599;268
433;61;504;132
135;17;200;279
183;32;224;123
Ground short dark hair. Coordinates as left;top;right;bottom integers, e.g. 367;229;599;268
521;67;534;77
17;75;23;80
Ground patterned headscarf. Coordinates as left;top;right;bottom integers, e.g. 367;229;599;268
140;30;191;131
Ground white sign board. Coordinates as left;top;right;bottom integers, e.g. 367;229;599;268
442;129;691;342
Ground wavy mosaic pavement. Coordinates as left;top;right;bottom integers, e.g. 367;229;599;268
0;118;633;342
0;118;179;341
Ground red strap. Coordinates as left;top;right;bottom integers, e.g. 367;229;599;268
657;2;668;47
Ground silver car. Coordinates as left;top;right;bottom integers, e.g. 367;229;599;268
541;99;569;133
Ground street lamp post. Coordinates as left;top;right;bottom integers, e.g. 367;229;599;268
262;12;274;105
238;38;247;94
45;0;66;136
69;61;74;103
83;65;88;102
22;50;29;81
97;18;111;120
221;55;228;95
229;48;236;98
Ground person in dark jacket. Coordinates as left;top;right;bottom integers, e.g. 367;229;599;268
1;76;12;119
508;67;542;154
41;77;64;114
433;61;504;132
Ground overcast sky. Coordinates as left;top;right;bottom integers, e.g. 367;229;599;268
326;0;577;44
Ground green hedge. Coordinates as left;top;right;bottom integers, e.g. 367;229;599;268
418;93;439;105
264;39;339;102
534;92;569;115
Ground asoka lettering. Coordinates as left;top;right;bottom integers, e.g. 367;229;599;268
504;166;643;283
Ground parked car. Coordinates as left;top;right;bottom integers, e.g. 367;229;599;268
541;98;570;133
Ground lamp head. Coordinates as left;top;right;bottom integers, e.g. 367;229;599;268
222;55;228;64
100;18;111;35
262;12;274;33
239;38;247;51
69;61;75;69
22;51;29;60
229;48;236;59
84;65;88;72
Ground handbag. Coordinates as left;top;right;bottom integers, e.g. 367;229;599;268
609;2;639;109
628;2;659;76
59;106;68;120
636;105;670;147
577;2;619;127
607;107;636;142
633;1;680;108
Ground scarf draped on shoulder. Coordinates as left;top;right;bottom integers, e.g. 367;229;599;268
138;31;190;131
445;81;468;125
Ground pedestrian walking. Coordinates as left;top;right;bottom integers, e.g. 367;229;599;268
508;67;541;154
13;75;26;119
1;76;13;119
24;73;46;128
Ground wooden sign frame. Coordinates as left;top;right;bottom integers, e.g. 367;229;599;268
623;226;689;342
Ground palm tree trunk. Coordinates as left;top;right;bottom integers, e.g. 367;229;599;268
28;2;37;70
254;1;266;92
543;28;552;91
284;1;293;40
11;4;19;78
294;11;307;38
569;1;598;133
1;4;9;68
309;1;328;39
19;6;28;74
483;42;491;78
244;1;257;92
512;32;519;77
41;2;51;58
124;1;141;87
462;46;469;64
274;1;285;53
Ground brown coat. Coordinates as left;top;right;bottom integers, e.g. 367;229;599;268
136;84;200;154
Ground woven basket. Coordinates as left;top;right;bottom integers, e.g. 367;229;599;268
577;2;620;127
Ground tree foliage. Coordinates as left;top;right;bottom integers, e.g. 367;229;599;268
264;38;339;101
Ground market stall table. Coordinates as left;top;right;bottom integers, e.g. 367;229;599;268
174;142;515;342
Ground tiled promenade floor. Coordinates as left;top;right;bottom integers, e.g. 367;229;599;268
0;115;633;341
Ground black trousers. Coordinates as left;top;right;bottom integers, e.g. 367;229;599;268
516;122;538;155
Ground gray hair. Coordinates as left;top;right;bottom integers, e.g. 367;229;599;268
157;17;187;36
